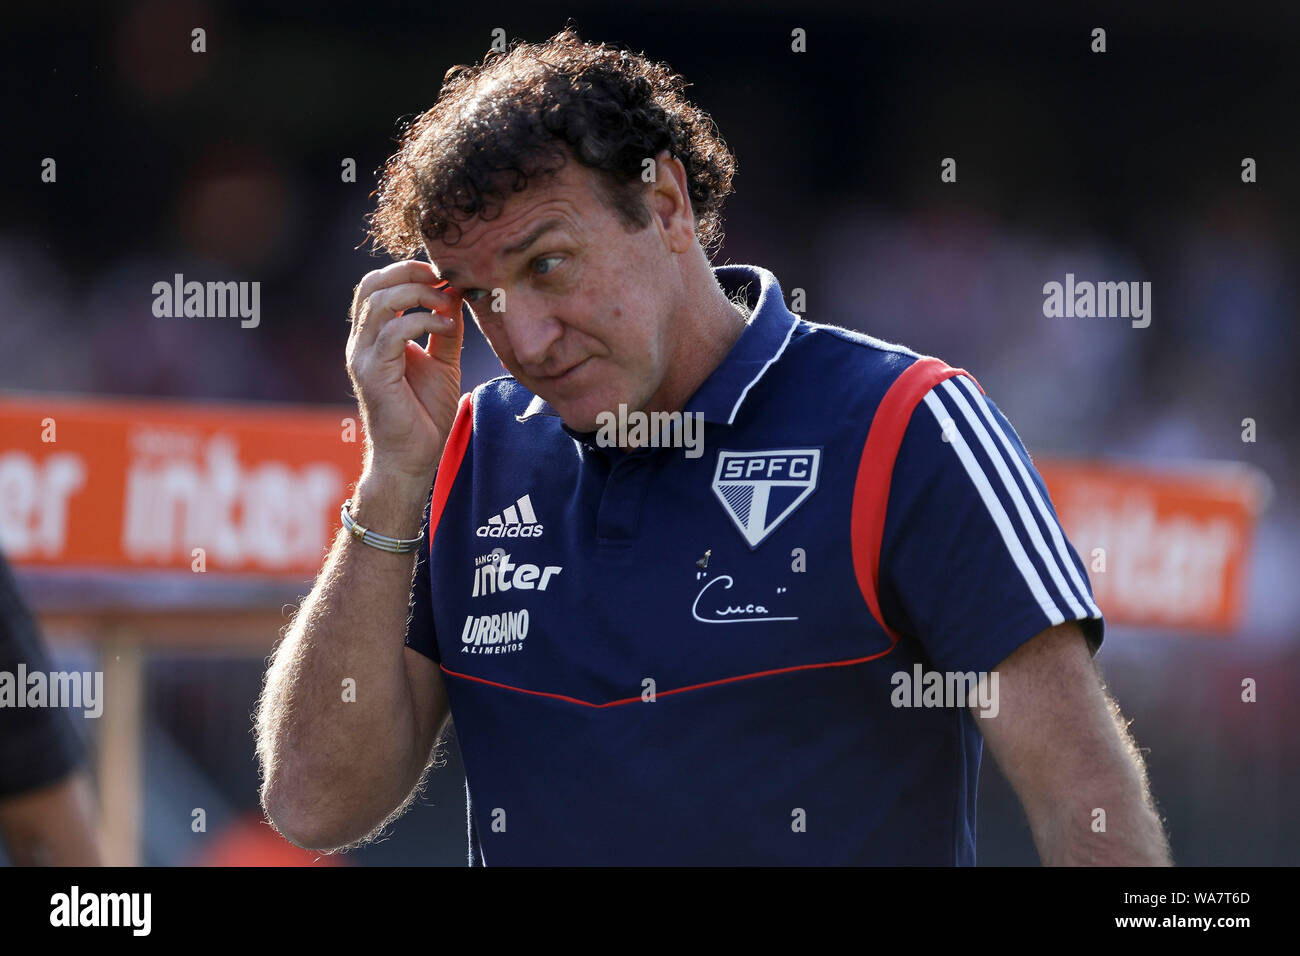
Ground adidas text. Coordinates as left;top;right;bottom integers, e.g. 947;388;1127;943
477;494;543;538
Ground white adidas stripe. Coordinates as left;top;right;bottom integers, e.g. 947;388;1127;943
954;376;1102;619
486;495;538;526
940;379;1086;620
921;390;1065;626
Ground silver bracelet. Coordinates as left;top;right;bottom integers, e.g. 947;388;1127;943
340;498;423;554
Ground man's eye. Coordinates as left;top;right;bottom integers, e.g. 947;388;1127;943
533;255;564;275
463;289;488;303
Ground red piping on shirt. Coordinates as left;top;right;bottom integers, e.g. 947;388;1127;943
429;392;474;552
440;645;899;708
850;356;983;644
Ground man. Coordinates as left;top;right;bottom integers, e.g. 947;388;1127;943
256;28;1171;865
0;549;101;866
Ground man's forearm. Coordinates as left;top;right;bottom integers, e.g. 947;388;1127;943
1037;790;1171;865
256;466;433;848
1034;704;1172;866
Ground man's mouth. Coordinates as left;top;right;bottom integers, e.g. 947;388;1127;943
545;357;591;385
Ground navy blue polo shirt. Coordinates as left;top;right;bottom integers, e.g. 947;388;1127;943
406;263;1103;865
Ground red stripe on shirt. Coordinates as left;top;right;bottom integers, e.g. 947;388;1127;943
429;392;474;552
440;645;899;708
850;356;983;643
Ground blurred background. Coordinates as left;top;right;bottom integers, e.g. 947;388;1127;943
1;0;1297;865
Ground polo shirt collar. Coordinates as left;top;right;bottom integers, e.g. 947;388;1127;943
683;264;798;425
515;263;798;429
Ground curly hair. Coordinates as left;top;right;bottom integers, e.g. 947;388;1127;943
365;26;737;259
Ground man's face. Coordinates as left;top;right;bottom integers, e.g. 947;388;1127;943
424;159;681;432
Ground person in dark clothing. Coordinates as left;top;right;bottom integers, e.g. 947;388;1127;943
0;549;100;865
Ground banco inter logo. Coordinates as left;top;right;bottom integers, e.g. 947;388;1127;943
477;494;543;538
712;449;821;549
472;552;562;597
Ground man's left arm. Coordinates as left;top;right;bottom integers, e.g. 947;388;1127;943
976;620;1171;866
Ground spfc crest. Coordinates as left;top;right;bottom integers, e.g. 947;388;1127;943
711;448;821;549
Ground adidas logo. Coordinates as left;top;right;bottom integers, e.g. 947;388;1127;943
476;494;544;538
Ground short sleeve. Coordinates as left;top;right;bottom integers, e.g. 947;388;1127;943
403;489;439;663
877;374;1104;674
0;550;86;798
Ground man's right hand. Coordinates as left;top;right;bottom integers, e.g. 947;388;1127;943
346;260;466;482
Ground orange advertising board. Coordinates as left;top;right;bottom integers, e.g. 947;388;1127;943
0;393;1271;633
1;393;364;576
1037;459;1270;634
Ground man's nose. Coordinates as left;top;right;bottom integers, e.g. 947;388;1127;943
505;299;563;371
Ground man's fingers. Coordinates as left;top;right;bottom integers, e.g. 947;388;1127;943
353;281;460;349
372;310;459;365
350;260;445;318
423;303;465;366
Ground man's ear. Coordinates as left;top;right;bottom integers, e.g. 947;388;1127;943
650;149;696;253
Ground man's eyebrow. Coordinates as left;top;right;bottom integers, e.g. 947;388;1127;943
501;218;566;257
436;220;567;288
